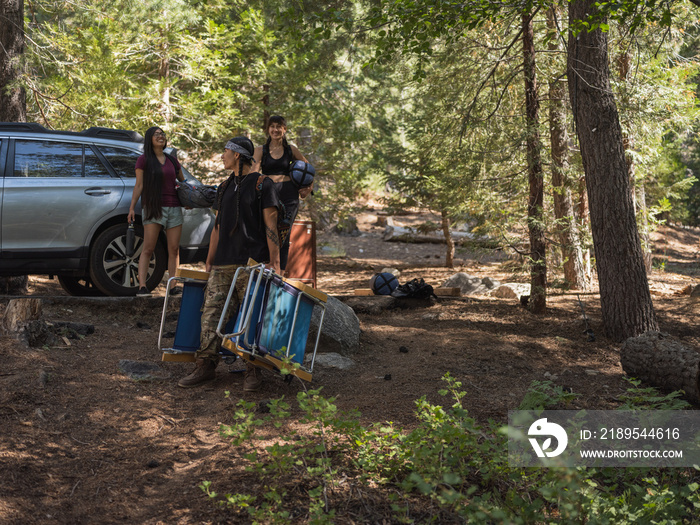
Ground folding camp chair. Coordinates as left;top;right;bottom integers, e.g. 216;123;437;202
217;260;327;382
158;268;237;363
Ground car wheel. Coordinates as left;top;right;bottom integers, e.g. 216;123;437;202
57;276;105;297
89;224;167;296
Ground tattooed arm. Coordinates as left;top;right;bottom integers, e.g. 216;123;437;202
262;206;281;274
205;214;220;273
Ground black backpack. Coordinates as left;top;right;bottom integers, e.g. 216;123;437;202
390;278;436;299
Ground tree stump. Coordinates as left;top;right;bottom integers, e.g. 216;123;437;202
620;331;700;404
2;298;42;334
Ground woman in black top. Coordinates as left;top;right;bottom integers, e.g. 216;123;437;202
253;115;312;272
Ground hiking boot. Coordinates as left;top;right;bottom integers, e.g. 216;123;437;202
136;286;152;297
169;286;182;296
243;363;263;392
178;358;216;388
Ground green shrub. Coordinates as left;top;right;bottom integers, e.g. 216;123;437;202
201;375;700;523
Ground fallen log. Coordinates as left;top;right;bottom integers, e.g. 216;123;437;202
620;331;700;404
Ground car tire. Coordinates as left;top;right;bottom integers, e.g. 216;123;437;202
57;275;106;297
89;224;167;296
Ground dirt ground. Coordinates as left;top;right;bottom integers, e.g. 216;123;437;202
1;213;699;524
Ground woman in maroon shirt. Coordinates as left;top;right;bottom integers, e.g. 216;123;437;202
128;126;185;297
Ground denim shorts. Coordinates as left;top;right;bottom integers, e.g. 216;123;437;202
143;206;183;229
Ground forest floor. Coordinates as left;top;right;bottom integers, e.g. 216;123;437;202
1;210;699;524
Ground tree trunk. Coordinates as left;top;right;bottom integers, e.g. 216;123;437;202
620;332;700;405
0;0;26;121
567;0;658;341
547;5;588;290
262;84;270;132
441;209;454;268
577;171;592;279
0;0;28;295
158;26;171;123
618;50;652;273
523;12;547;314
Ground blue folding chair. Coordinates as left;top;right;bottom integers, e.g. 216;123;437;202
158;268;236;363
217;260;327;382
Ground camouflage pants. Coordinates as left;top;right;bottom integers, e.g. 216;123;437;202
196;265;248;362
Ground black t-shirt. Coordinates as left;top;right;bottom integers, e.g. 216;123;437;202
212;172;281;266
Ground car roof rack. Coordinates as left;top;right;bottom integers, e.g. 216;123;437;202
78;127;144;142
0;122;48;132
0;122;144;143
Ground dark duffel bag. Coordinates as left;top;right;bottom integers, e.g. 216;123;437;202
177;181;217;208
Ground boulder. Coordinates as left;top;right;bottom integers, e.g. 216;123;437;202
310;295;360;356
490;283;531;301
442;273;499;295
381;267;401;278
311;352;356;370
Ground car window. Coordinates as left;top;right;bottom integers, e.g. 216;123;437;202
97;146;140;178
84;147;112;178
13;140;84;178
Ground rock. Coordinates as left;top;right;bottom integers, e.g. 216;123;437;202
309;296;360;356
481;277;501;290
490;283;531;301
442;273;496;295
312;352;356;370
2;298;42;334
381;267;400;278
118;360;170;381
691;285;700;297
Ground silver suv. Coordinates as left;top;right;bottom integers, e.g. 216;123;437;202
0;123;214;296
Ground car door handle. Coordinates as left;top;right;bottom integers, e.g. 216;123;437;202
84;187;112;196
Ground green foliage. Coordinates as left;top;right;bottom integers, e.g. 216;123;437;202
518;380;580;410
617;377;693;410
20;0;700;237
203;374;700;523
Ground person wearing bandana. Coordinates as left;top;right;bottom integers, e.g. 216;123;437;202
178;137;281;391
